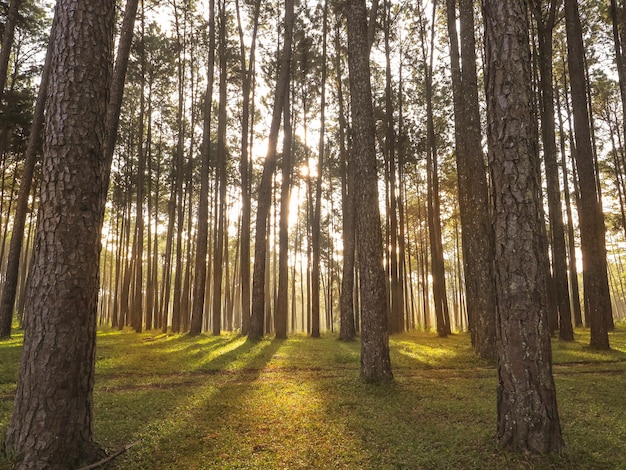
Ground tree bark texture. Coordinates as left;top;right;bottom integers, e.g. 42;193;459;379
4;1;115;468
346;0;393;382
483;0;563;453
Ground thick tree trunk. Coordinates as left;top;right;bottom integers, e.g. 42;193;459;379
4;1;115;467
484;0;563;453
346;0;393;382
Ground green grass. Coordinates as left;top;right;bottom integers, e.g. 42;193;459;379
1;326;626;469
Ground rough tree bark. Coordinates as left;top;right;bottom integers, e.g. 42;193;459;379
4;1;115;467
483;0;563;453
346;0;393;382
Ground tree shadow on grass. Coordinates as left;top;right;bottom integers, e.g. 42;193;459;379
96;332;243;379
102;338;285;468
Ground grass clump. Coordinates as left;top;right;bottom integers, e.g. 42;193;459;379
0;326;625;469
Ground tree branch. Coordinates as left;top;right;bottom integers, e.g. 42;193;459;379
77;441;141;470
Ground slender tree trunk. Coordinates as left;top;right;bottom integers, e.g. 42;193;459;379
235;0;261;336
421;0;450;337
171;1;188;334
190;0;216;336
132;0;146;333
0;0;22;101
556;83;584;327
249;0;294;340
383;0;402;335
564;0;612;349
533;0;574;341
311;0;329;339
483;0;563;452
212;0;228;336
0;12;56;339
336;13;356;341
445;0;497;358
5;2;115;466
345;0;393;382
275;84;293;339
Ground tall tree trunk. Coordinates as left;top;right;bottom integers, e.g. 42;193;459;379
249;0;294;340
445;0;497;358
564;0;612;349
384;0;402;335
212;0;228;336
0;11;56;339
532;0;574;341
235;0;261;336
556;80;584;327
0;0;22;101
190;0;216;336
311;0;329;339
336;12;356;341
171;1;188;334
483;0;563;453
4;1;115;466
275;84;293;339
145;87;155;331
345;0;393;382
421;0;451;337
132;0;146;333
610;0;626;154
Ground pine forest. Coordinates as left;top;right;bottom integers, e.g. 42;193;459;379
0;0;626;468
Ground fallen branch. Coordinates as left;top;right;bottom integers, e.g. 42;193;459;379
77;440;141;470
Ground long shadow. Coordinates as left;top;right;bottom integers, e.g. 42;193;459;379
106;337;285;468
95;332;242;380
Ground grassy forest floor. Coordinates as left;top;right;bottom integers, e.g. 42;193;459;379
1;325;625;469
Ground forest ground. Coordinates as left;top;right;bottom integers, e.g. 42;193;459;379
1;325;625;469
